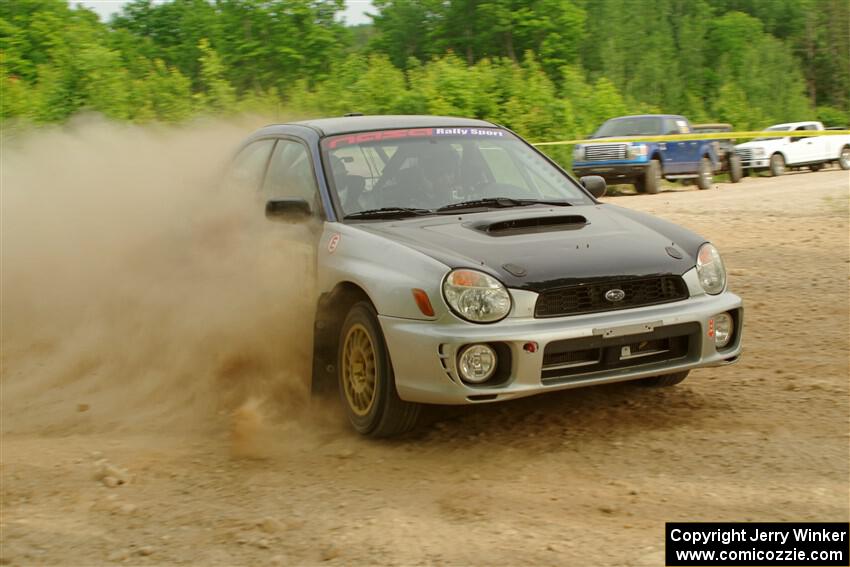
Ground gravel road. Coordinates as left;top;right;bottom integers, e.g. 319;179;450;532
2;132;848;567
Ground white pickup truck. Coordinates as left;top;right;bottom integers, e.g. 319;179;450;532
734;121;850;176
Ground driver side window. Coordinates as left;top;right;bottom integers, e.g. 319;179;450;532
262;139;320;211
663;118;679;135
791;125;812;142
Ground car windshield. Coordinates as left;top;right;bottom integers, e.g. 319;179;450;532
321;127;592;218
754;125;790;141
593;116;663;137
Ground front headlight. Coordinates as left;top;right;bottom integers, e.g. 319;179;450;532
627;143;648;159
752;147;766;157
443;269;512;323
696;243;726;295
573;145;585;161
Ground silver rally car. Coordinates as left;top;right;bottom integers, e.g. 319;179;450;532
230;115;743;437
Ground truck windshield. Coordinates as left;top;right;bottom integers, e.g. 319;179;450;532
593;116;663;137
321;127;592;217
754;125;791;141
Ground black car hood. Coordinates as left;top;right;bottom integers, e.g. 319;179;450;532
357;204;706;292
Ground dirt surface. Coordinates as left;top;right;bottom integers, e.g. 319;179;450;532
2;135;849;566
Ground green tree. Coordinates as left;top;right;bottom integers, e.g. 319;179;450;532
713;82;754;128
143;60;194;121
0;0;838;136
196;37;235;112
706;12;810;126
0;74;36;120
110;0;219;90
369;0;438;67
408;52;480;116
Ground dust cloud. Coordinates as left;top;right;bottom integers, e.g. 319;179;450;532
1;115;320;442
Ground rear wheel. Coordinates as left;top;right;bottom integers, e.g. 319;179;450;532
696;157;713;190
639;370;690;388
769;153;785;176
338;302;421;437
839;146;850;170
728;154;743;183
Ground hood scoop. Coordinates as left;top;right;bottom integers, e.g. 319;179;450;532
470;215;589;237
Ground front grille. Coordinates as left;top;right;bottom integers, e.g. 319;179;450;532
736;148;753;161
584;144;627;161
534;276;688;318
541;322;699;384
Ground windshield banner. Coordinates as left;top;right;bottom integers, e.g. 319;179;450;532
323;127;515;149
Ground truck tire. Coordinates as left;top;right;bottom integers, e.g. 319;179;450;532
728;154;743;183
696;157;713;190
641;159;661;194
338;301;421;437
769;153;785;176
840;146;850;170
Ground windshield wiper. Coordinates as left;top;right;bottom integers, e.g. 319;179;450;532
344;207;433;220
435;197;572;213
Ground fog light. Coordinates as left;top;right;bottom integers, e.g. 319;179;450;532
458;344;497;383
714;312;734;348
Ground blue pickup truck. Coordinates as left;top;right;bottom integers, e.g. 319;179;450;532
572;114;720;194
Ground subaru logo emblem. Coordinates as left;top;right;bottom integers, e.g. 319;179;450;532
605;289;626;302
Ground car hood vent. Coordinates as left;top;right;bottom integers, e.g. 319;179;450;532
470;215;588;236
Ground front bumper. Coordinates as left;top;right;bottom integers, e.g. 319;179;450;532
741;158;769;168
573;163;648;182
381;290;743;405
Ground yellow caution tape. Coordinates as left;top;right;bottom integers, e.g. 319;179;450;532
531;130;850;147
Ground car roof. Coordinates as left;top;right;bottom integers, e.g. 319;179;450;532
266;115;498;136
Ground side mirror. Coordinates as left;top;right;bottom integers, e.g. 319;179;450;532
265;198;312;221
580;175;607;198
790;137;801;143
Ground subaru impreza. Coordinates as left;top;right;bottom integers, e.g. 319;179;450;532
228;115;743;437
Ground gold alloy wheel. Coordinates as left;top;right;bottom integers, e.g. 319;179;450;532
342;323;377;416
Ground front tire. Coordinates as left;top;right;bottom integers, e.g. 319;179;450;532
338;302;421;437
769;153;785;176
728;154;743;183
639;370;690;388
696;157;713;190
641;159;661;194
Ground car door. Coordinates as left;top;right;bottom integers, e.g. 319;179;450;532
674;118;702;172
660;117;685;173
261;137;324;280
806;125;831;161
788;125;818;164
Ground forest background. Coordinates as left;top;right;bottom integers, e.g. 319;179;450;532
2;0;848;165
